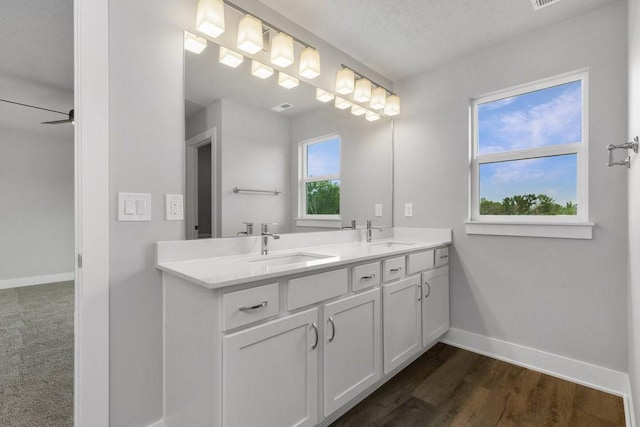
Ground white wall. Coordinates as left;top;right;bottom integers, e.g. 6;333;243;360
0;126;74;281
394;2;628;371
290;105;393;232
628;0;640;421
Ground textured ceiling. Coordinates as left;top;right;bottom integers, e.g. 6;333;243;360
259;0;620;81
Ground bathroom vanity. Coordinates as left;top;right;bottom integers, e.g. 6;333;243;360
158;228;451;427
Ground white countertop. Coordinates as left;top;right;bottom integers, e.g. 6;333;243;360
157;232;451;289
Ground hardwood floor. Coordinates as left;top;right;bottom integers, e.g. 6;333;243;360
331;343;625;427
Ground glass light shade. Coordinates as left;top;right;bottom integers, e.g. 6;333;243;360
299;47;321;79
384;95;401;116
196;0;225;38
335;68;355;95
219;47;243;68
316;88;335;103
271;33;294;68
184;31;207;54
353;79;372;103
251;60;273;79
370;87;387;110
366;110;381;121
278;72;299;89
237;15;263;54
351;105;367;116
335;96;352;110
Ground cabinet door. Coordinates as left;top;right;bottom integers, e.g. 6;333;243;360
382;275;421;374
323;288;382;416
223;308;319;427
422;266;450;347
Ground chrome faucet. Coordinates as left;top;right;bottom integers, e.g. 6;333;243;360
341;219;357;230
366;220;383;243
261;223;280;255
237;222;253;237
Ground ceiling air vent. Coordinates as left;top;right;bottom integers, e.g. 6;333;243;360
271;103;294;112
531;0;561;10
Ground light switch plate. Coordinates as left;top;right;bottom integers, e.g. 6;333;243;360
375;204;383;217
404;203;414;217
165;194;184;221
118;192;151;221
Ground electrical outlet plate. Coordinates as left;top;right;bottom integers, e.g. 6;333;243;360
165;194;184;220
404;203;414;217
375;204;383;217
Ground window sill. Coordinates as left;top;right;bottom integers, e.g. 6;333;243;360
465;221;594;239
295;218;342;228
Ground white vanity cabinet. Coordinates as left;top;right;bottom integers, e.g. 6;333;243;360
323;288;381;416
223;308;319;427
422;266;450;346
382;275;422;374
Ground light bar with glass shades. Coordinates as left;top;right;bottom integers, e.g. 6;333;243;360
354;78;372;103
196;0;225;38
335;68;355;95
184;31;208;54
384;95;400;116
219;46;244;67
366;110;381;121
316;88;335;103
299;47;321;79
351;105;366;116
251;60;274;79
370;87;387;110
271;33;294;68
335;97;352;110
237;14;263;54
278;72;299;89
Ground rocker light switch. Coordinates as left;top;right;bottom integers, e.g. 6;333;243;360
118;192;151;221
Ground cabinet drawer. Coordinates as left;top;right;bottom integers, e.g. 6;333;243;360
288;269;348;311
383;256;406;282
435;247;449;267
352;262;381;291
407;250;434;274
223;283;279;331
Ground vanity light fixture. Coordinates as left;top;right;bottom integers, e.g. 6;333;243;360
351;105;367;116
354;78;372;103
370;87;387;110
365;110;381;122
299;47;321;79
219;46;244;67
278;71;299;89
335;96;352;110
196;0;225;38
335;68;355;95
184;31;208;54
237;14;264;54
271;33;295;68
316;88;335;103
384;94;401;116
251;60;274;79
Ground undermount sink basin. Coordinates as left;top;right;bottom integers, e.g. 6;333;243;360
247;252;334;267
371;242;415;249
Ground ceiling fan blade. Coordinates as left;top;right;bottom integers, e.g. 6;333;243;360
41;119;71;125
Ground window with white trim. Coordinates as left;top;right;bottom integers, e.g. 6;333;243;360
468;71;591;238
298;135;341;224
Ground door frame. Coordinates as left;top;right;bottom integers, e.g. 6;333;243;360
74;0;110;425
185;128;218;239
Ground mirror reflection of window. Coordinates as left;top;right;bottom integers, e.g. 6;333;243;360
300;135;341;217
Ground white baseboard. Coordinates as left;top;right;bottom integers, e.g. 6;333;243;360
147;420;163;427
441;327;628;396
0;272;74;290
626;376;637;427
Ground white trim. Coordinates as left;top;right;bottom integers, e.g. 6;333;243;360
147;419;164;427
626;375;637;427
469;69;589;227
0;272;75;290
441;327;627;396
75;0;110;425
294;218;342;228
465;221;594;239
185;128;218;240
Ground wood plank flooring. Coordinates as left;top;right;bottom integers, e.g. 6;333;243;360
331;343;625;427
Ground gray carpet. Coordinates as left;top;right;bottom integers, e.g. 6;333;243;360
0;281;74;426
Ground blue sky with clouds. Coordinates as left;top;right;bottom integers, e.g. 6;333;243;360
307;137;340;177
478;81;581;205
